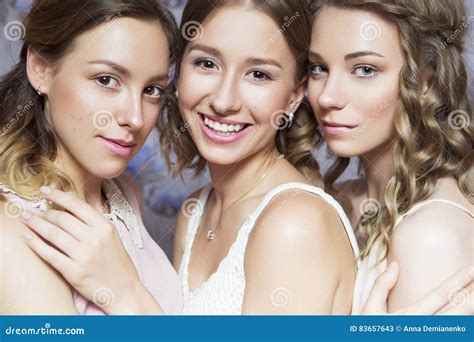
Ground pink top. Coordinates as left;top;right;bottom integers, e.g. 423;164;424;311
0;178;183;315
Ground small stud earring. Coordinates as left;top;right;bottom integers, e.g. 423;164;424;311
287;111;294;125
37;87;43;96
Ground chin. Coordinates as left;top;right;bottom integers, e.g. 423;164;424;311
326;140;360;159
89;160;128;179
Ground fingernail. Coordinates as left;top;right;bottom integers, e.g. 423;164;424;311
387;261;397;272
468;267;474;277
40;186;52;195
21;211;32;221
22;230;33;240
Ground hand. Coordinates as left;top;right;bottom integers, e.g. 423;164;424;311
362;261;474;315
20;186;160;314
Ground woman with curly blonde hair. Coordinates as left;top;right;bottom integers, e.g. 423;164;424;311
307;0;473;313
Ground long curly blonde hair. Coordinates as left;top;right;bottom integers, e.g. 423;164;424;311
157;0;324;185
310;0;473;259
0;0;180;201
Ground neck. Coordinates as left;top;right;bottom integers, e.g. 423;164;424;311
360;142;394;204
54;147;105;211
208;146;279;211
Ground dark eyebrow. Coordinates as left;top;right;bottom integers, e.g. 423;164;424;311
189;44;282;69
88;60;131;78
245;57;282;69
88;59;168;84
308;51;323;60
344;51;384;60
187;43;222;58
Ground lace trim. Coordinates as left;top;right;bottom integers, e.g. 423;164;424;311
0;182;49;211
103;180;143;249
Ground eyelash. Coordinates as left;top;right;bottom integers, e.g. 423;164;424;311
307;63;379;79
352;65;378;79
192;58;273;81
95;75;164;99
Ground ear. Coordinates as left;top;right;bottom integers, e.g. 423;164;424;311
26;46;52;95
420;67;434;99
287;76;307;113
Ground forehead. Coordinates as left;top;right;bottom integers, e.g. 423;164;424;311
192;6;296;65
311;7;402;59
64;17;170;75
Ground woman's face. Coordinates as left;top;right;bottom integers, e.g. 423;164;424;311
307;7;404;158
33;17;170;179
177;6;304;166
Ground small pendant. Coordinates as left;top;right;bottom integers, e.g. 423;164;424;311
207;229;215;241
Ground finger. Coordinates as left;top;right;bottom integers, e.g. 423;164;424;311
22;229;74;276
21;212;81;260
40;186;107;227
362;261;399;314
413;266;474;314
41;209;87;242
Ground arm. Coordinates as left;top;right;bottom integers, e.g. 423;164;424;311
19;188;165;315
0;205;78;314
386;203;472;311
242;191;356;314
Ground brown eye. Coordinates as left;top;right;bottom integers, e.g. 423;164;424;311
96;76;120;88
144;86;163;98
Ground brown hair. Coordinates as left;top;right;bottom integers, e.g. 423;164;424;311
0;0;180;200
157;0;323;184
310;0;473;259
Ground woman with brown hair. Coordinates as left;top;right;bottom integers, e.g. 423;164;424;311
0;0;182;314
307;0;473;314
18;0;472;315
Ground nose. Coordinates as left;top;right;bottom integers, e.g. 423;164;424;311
317;72;347;111
116;90;144;132
209;73;242;115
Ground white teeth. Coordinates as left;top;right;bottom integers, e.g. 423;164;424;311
202;115;245;133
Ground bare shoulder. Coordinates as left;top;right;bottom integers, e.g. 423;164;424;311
0;202;77;314
172;186;208;269
242;189;356;313
386;200;472;310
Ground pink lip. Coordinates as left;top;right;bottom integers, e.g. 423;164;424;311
197;112;253;144
321;122;357;135
98;136;135;158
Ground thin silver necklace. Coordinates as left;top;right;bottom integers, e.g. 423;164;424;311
206;154;284;241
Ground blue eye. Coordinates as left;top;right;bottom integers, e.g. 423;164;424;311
144;86;164;99
354;65;378;78
308;63;328;76
96;75;120;88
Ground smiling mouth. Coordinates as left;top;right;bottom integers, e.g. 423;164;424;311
197;111;252;136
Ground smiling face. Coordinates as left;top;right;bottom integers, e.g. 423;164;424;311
177;6;304;166
307;7;404;158
34;17;170;179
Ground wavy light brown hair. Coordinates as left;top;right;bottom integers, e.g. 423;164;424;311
310;0;473;259
157;0;323;185
0;0;179;201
